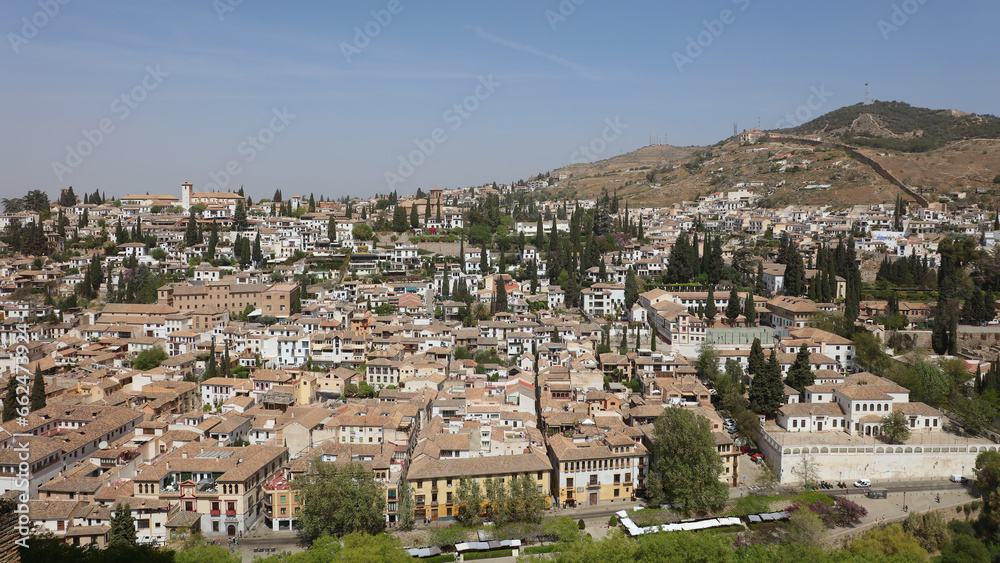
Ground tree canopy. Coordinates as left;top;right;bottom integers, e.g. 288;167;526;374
645;408;728;515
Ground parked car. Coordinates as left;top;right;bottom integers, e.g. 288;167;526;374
739;445;751;455
853;479;872;488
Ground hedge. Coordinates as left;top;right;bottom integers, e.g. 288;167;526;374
462;549;514;560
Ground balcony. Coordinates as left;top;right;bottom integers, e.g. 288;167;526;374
226;510;237;516
210;510;220;516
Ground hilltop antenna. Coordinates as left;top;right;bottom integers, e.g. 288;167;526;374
865;82;872;105
733;122;737;138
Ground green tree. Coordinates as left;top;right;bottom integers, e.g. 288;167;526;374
624;267;639;311
784;344;814;395
848;522;927;561
880;411;911;444
749;349;783;418
939;534;990;563
484;476;512;524
747;337;765;376
397;481;415;531
253;233;263;264
205;219;219;262
645;408;728;515
695;343;721;382
204;340;218;381
508;473;544;524
392;204;408;233
494;279;508;313
352;223;373;241
184;209;200;247
295;461;385;542
233;199;247;230
725;287;740;324
2;379;18;422
744;292;757;326
786;508;826;547
704;286;717;321
109;502;137;548
454;476;485;526
175;540;240;563
29;366;46;411
975;450;1000;525
410;202;419;229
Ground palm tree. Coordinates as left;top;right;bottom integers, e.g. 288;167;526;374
474;303;490;320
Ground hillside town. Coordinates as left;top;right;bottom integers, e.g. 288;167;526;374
1;170;1000;552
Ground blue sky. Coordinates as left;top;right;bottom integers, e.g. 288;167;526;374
1;0;997;201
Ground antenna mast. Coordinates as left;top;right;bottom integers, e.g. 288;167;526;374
865;82;872;105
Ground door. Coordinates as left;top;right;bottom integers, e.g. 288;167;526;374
816;421;822;431
589;493;598;506
227;525;236;536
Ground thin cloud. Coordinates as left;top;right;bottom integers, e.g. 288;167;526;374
472;26;600;79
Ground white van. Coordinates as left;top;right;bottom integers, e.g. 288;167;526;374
853;478;871;488
951;474;968;483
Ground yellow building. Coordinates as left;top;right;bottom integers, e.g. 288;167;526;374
406;449;552;522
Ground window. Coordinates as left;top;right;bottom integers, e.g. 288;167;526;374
212;522;220;532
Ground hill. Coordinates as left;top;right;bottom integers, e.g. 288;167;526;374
779;100;1000;153
535;101;1000;209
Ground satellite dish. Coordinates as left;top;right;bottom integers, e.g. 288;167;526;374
98;441;109;449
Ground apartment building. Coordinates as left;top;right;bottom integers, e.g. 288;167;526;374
158;281;297;318
548;430;648;507
132;443;288;537
406;448;552;522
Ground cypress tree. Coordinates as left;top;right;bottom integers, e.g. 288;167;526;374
704;286;717;321
495;281;508;313
204;340;218;381
785;343;814;395
30;366;46;411
749;349;783;418
2;380;17;422
109;502;137;548
234;199;247;230
625;267;639;310
725;287;741;325
253;233;263;264
744;292;757;326
748;337;765;376
206;219;219;262
184;210;200;246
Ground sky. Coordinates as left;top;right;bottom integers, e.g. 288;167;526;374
1;0;998;202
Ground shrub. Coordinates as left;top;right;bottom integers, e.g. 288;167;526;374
578;519;586;530
609;515;617;527
463;549;513;561
523;545;557;555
